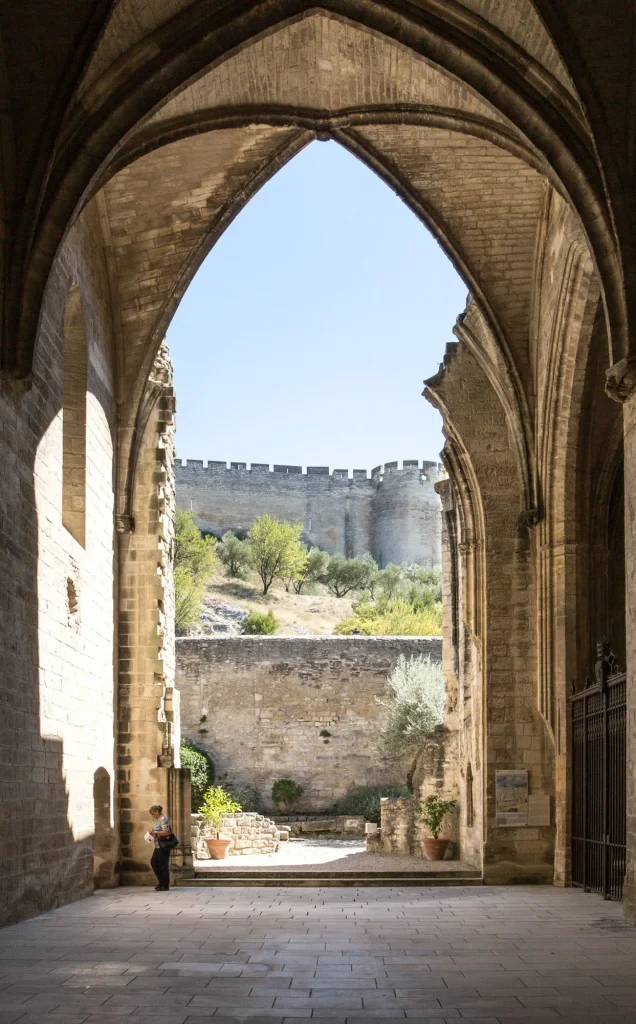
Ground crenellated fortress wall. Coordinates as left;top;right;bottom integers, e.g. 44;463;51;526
176;459;442;568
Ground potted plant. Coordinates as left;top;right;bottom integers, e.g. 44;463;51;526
416;794;457;860
271;779;304;813
200;786;242;859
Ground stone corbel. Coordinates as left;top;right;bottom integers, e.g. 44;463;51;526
435;477;455;512
115;513;135;534
605;357;636;403
518;507;540;529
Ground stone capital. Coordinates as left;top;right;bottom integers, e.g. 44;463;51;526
605;357;636;403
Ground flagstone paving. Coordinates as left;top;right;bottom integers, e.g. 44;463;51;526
0;885;635;1023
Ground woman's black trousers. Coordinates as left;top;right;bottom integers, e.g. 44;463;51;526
151;846;171;889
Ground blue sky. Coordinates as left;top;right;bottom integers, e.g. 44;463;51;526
169;140;467;470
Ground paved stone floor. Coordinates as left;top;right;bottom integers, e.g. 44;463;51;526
1;885;635;1024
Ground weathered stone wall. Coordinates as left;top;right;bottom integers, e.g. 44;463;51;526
177;636;442;810
176;460;442;569
0;204;118;923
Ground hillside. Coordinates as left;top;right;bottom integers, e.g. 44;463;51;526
189;568;355;636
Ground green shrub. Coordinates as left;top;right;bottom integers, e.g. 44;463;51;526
242;610;279;635
330;784;410;824
227;782;264;813
271;778;304;811
334;596;442;635
200;786;242;836
180;738;215;811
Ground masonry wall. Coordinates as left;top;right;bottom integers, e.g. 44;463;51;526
177;636;442;810
176;460;442;568
0;205;118;924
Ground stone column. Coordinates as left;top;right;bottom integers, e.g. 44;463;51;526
168;766;194;881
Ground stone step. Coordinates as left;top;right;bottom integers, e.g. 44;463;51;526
178;872;484;888
191;866;482;878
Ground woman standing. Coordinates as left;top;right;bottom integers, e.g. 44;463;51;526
148;804;172;891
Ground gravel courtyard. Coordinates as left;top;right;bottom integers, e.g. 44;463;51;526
195;838;475;875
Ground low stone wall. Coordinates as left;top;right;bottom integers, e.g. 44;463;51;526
192;812;281;858
274;814;366;836
177;636;443;810
379;796;459;860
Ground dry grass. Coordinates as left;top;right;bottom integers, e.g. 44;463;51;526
205;569;354;635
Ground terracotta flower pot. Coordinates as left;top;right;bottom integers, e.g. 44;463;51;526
422;837;450;861
205;837;233;860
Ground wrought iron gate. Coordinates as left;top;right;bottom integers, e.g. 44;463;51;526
570;640;626;900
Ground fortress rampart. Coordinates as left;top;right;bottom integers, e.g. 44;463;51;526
176;459;442;568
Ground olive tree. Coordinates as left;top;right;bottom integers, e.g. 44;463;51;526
377;654;446;792
217;531;251;577
248;515;307;595
324;554;374;597
290;547;330;593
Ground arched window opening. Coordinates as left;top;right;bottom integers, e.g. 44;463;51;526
62;285;88;547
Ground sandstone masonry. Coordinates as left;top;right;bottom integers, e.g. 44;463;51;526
176;459;442;568
177;636;442;810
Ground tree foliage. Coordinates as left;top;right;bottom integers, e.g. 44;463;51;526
174;510;218;635
377;654;446;791
180;738;215;812
376;563;403;599
217;532;251;577
290;547;330;593
248;515;307;595
404;566;442;606
324;554;374;597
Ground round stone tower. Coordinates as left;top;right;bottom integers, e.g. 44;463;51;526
370;460;442;568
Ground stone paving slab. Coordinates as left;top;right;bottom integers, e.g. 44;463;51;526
0;886;635;1023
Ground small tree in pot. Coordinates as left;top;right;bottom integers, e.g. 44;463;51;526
201;786;242;859
416;794;457;860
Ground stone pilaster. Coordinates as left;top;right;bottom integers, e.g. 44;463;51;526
622;387;636;922
117;342;182;884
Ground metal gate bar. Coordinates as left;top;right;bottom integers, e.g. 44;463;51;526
569;641;626;901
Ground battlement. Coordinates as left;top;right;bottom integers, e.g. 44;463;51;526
178;458;442;482
176;458;442;569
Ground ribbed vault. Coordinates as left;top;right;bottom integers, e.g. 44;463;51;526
2;0;626;381
95;12;552;426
